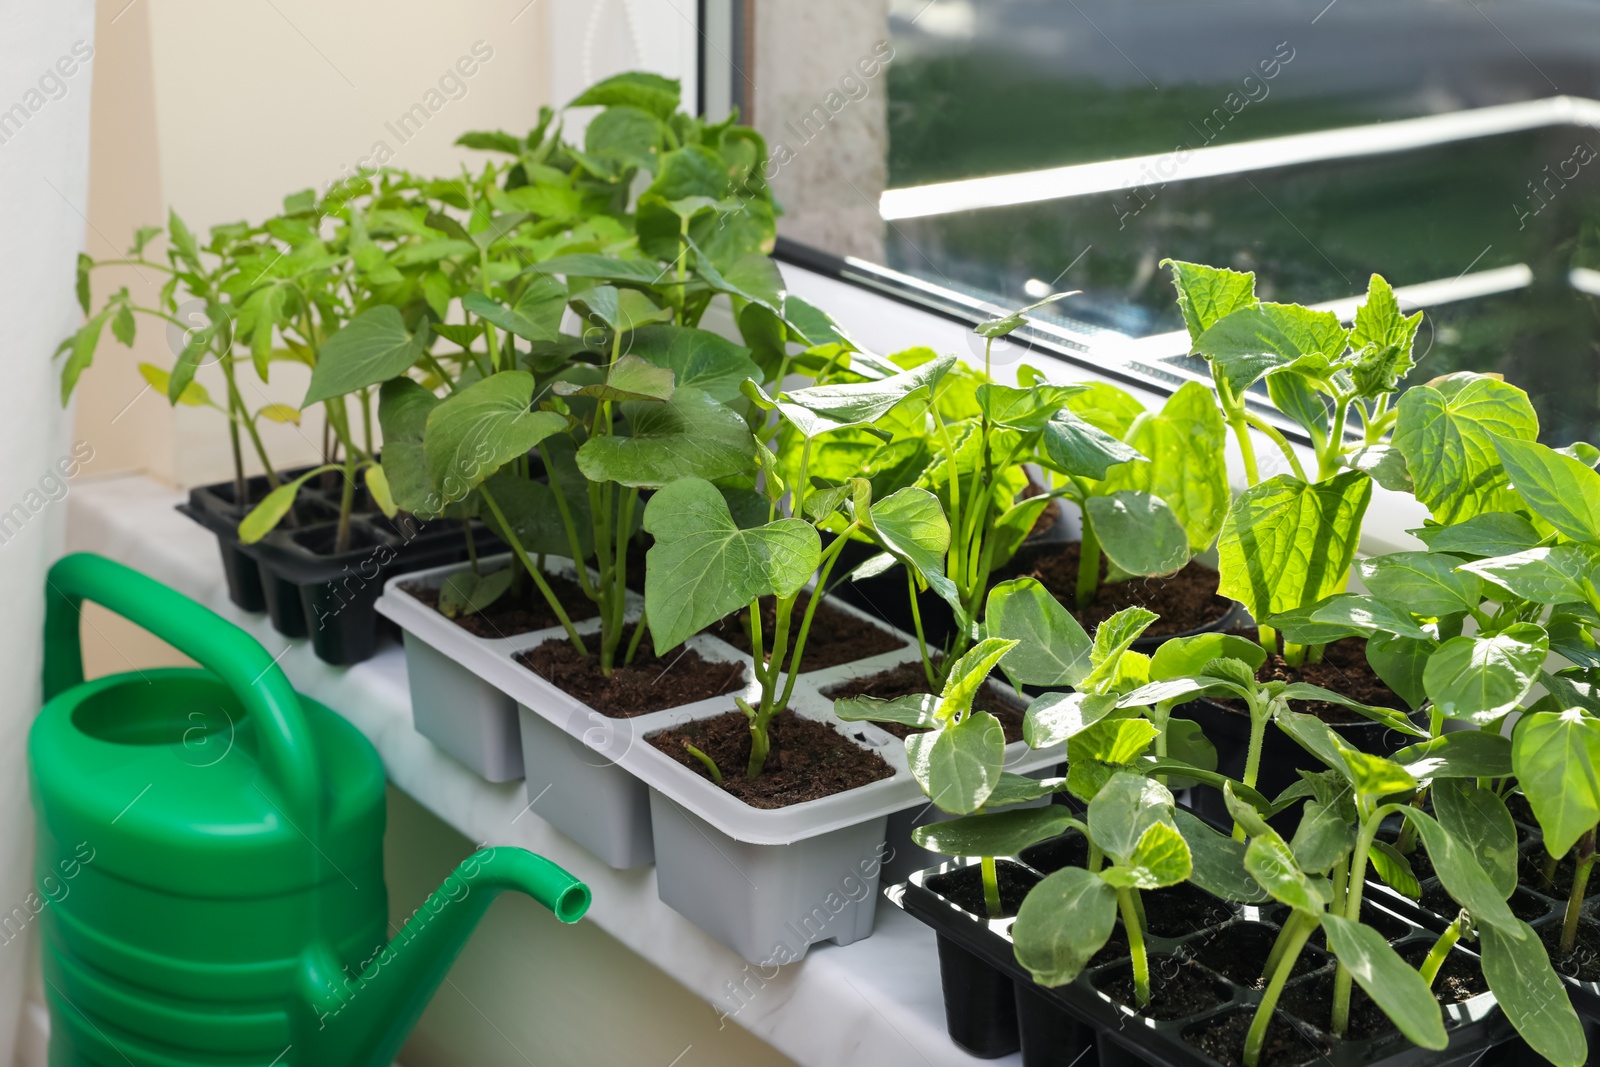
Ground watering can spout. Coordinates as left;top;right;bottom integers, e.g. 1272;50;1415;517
301;847;590;1067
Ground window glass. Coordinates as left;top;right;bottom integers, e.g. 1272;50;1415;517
748;0;1600;444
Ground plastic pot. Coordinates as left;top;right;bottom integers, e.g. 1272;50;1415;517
175;468;324;614
890;847;1516;1067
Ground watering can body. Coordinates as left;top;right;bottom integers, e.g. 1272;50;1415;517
30;554;590;1067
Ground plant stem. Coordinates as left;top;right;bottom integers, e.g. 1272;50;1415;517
1117;888;1151;1008
1076;511;1101;610
775;530;855;711
463;518;479;574
480;486;588;654
625;608;649;663
1244;914;1314;1067
1420;914;1467;987
981;856;1002;919
684;742;723;783
1243;412;1309;482
1213;366;1262;487
1562;830;1596;957
1234;699;1269;841
908;569;938;690
1333;805;1390;1036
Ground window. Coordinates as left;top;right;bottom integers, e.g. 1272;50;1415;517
715;0;1600;445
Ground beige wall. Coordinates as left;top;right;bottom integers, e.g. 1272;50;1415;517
74;0;555;489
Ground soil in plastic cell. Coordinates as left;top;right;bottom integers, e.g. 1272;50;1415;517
1307;904;1411;948
1280;970;1395;1040
1185;1008;1329;1067
1142;883;1233;938
1219;630;1408;722
926;861;1040;919
1398;941;1488;1002
405;571;599;638
1019;832;1090;875
1188;922;1327;989
1009;540;1232;639
819;660;1025;743
1096;955;1226;1021
1420;882;1552;925
647;709;895;808
1540;916;1600;982
708;591;906;672
515;624;747;718
1520;847;1600;901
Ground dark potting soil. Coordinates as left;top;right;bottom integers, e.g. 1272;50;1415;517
405;572;598;639
1540;917;1600;982
1307;904;1410;947
1013;541;1232;638
1281;971;1394;1040
514;625;746;717
1096;956;1224;1021
1143;883;1233;938
1220;630;1408;724
1504;792;1537;826
1419;880;1552;924
1398;942;1488;1001
647;709;894;808
709;591;906;671
1185;1008;1328;1067
819;661;1026;744
926;861;1040;919
1019;833;1090;875
1520;849;1600;901
1189;923;1326;988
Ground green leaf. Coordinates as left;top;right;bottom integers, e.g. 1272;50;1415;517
1460;545;1600;606
462;277;567;343
642;477;820;651
1246;833;1332;914
1194;303;1350;393
1086;491;1191;577
363;463;396;518
1012;866;1119;986
1358;552;1481;617
1084;607;1160;691
1367;840;1420;897
1102;381;1230;552
378;378;443;518
1394;374;1539;524
424;371;566;503
1066;718;1159;800
480;457;594;559
74;252;92;314
167;209;200;270
974;290;1077;339
625;325;760;403
869;487;959;609
741;354;955;438
1267;371;1330;440
906;710;1007;813
568;70;680;119
571;285;673;334
525;254;668;285
1400;809;1523;934
975;382;1086;430
304;306;427;406
137;362;211;408
1022;692;1119;748
1163;259;1257;342
1275;710;1361;778
986;577;1093;687
1348;274;1422;398
1365;633;1433;711
59;306;116;404
110;303;136;347
237;465;336;544
911;808;1077;858
1290;800;1357;875
1479;922;1588;1067
1492;434;1600;544
1218;472;1371;621
1432;779;1517;898
984;772;1067;807
437;567;514;618
584;104;665;173
1297;594;1432;642
1150;633;1267;681
1347;443;1414;493
1394;732;1513;781
1038;410;1143;479
1423;624;1548;724
938;639;1018;721
833;693;938;730
1102;820;1192;889
1512;708;1600;858
1414;512;1543;559
1174;809;1268;902
552;353;675;403
577;386;754;488
1319;915;1447;1050
1087;771;1176;864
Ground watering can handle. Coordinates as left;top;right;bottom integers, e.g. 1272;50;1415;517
43;552;323;829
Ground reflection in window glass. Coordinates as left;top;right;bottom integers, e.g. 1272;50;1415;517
797;0;1600;443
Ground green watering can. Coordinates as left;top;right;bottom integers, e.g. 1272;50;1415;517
31;553;591;1066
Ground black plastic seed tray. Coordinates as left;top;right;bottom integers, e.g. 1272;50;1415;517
178;466;499;665
889;831;1515;1067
